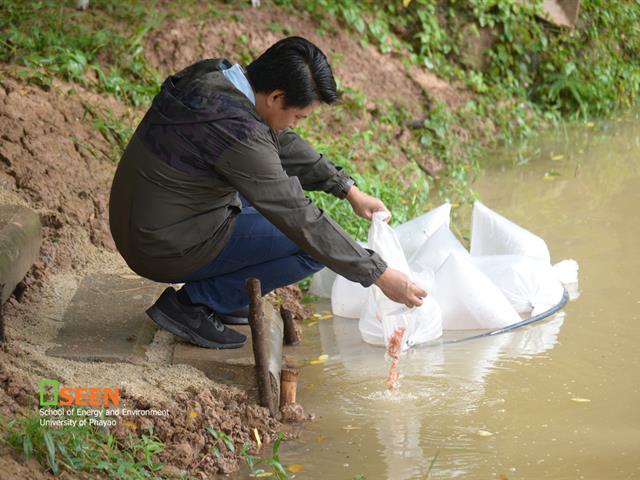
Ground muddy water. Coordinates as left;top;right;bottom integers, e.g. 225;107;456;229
277;113;640;480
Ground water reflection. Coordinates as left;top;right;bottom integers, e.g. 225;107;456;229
315;313;565;480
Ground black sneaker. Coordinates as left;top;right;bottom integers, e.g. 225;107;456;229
219;305;250;326
146;287;247;349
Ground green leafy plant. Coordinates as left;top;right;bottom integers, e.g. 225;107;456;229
241;432;290;479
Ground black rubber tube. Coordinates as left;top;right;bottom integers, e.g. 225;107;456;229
420;289;570;347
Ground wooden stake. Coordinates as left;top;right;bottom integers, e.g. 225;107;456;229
280;306;302;345
246;277;276;417
279;367;300;406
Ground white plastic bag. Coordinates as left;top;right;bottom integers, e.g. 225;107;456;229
432;252;521;330
411;224;469;271
331;275;368;319
470;201;551;264
394;203;451;260
358;212;442;348
309;268;336;298
471;255;565;314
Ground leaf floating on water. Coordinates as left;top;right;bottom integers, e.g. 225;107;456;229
343;424;360;431
586;122;595;128
309;354;329;365
551;154;564;161
476;429;494;437
543;170;561;180
250;472;273;478
287;464;304;473
571;397;591;403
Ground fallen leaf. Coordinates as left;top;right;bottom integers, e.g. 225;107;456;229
551;154;564;161
571;397;591;403
316;434;327;443
476;430;494;437
343;424;360;431
287;464;304;473
253;428;262;448
543;170;561;180
309;354;328;365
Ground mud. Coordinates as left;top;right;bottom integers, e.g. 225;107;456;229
113;386;281;476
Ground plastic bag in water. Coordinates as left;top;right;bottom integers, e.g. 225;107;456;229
331;275;368;318
471;201;551;263
394;203;451;260
471;255;565;314
411;223;469;271
358;212;442;348
433;252;521;330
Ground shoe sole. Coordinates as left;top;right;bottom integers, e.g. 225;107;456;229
220;314;249;326
146;305;246;349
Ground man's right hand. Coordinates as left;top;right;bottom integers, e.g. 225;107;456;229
374;267;428;308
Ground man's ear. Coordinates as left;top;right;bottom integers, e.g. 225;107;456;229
266;89;286;108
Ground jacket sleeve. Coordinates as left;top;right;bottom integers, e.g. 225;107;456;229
215;132;387;287
277;129;356;199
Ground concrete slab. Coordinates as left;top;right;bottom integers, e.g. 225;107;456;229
0;205;42;303
47;273;161;363
172;301;283;402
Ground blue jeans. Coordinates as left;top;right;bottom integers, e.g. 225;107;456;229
176;202;324;313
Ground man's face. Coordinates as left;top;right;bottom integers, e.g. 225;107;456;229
256;90;319;132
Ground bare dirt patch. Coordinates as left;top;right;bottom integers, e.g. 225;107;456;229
144;6;427;113
0;72;132;288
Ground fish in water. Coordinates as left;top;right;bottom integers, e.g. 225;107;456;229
386;326;406;391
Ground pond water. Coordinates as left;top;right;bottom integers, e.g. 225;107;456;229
276;112;640;480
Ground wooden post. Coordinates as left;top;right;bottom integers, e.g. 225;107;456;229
279;367;300;406
246;278;276;417
280;306;302;345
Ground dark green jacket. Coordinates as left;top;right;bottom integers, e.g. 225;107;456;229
109;59;387;286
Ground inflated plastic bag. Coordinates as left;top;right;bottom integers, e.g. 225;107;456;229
411;224;469;271
331;275;368;319
358;212;442;348
309;268;336;298
359;291;442;350
470;201;551;264
433;252;521;330
471;255;564;315
394;203;451;260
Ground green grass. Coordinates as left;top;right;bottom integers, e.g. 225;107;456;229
2;409;172;479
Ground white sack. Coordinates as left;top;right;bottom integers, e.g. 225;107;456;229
311;241;368;299
433;252;521;330
394;203;451;260
331;275;368;319
552;258;579;285
359;212;442;348
411;224;469;271
471;255;564;314
470;201;551;264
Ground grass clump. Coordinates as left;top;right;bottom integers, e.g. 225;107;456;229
1;409;171;479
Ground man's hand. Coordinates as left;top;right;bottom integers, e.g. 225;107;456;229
374;267;428;308
346;186;390;221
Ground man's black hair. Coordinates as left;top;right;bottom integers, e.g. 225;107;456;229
246;36;338;108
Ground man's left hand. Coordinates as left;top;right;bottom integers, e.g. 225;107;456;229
346;186;390;221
